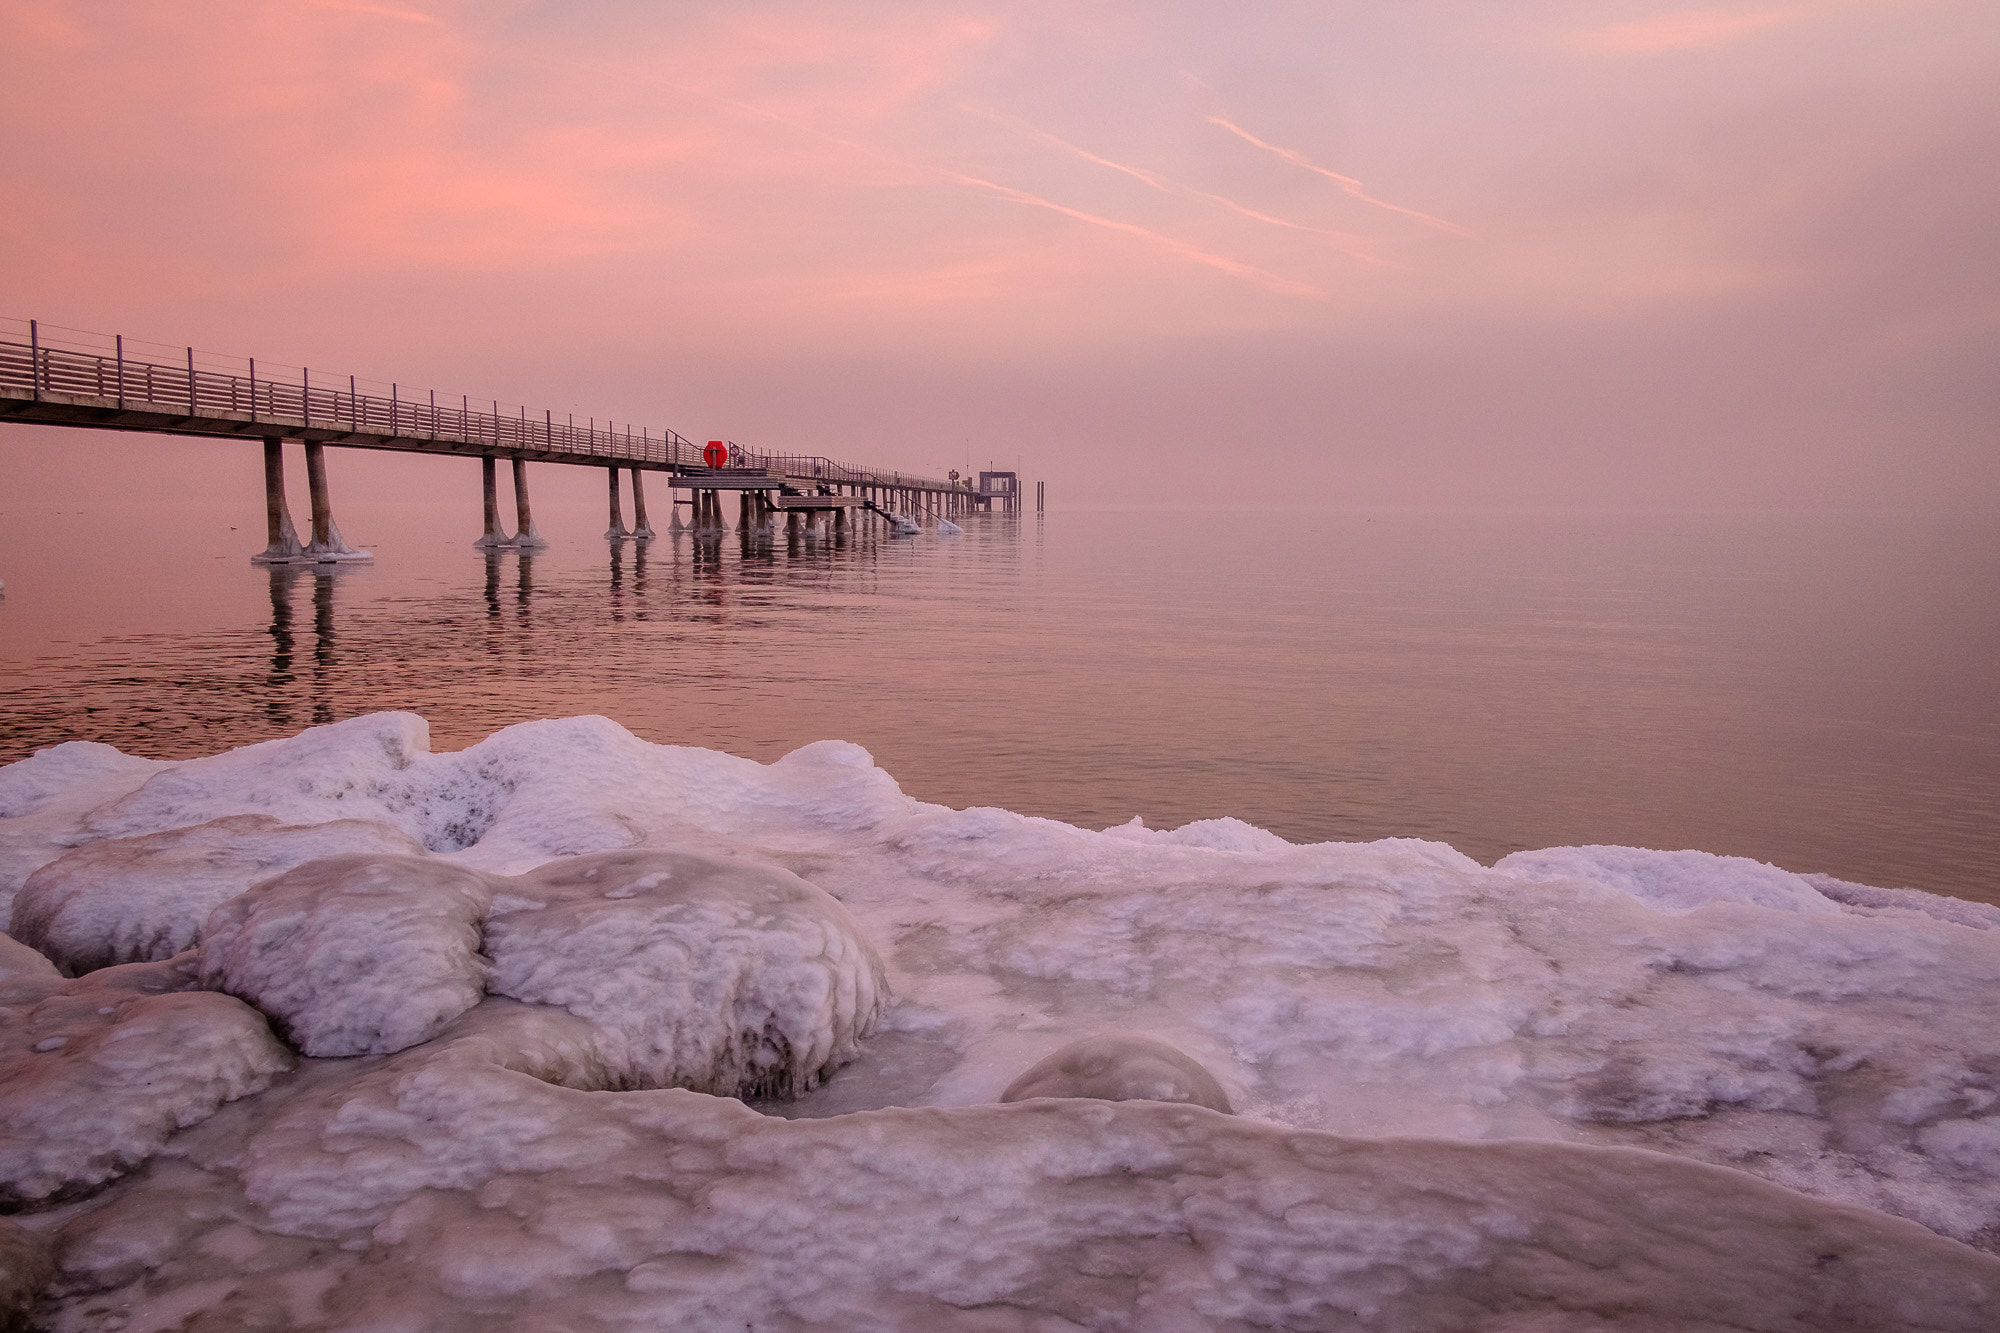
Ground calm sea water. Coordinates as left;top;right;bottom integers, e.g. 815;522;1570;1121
2;492;1995;905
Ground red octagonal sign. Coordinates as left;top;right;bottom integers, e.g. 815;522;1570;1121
703;440;728;468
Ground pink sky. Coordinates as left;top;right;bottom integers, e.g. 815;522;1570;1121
2;0;1995;511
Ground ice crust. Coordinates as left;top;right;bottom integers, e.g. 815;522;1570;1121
0;951;293;1207
490;850;887;1096
199;854;495;1057
3;712;1999;1328
10;814;426;974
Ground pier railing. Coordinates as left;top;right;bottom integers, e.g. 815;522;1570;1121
0;317;953;491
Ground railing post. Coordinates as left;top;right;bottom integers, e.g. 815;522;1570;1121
303;368;312;427
429;388;436;441
249;357;258;423
350;375;358;429
391;383;398;436
188;346;197;415
115;334;124;409
28;320;40;401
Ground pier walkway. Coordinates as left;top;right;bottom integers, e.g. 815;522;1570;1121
0;318;1024;562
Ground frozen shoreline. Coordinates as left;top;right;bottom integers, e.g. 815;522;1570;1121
3;713;1998;1328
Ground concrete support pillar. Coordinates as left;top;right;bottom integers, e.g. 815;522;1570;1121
606;467;629;539
300;441;370;561
475;456;508;547
787;508;801;537
630;468;653;538
834;501;848;532
739;491;751;530
512;458;547;547
252;437;305;563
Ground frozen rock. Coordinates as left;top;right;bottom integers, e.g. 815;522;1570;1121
0;949;292;1206
486;850;886;1096
199;855;496;1057
10;814;426;975
1002;1033;1234;1112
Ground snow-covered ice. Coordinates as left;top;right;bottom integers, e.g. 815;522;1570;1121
12;815;426;975
2;711;1997;1329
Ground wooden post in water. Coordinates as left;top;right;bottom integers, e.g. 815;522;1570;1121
512;458;547;547
630;468;652;537
606;467;629;539
476;457;506;547
252;438;304;564
304;442;333;550
298;442;369;560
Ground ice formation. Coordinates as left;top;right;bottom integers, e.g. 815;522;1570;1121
1002;1033;1234;1112
199;854;496;1057
1;711;1998;1329
10;814;425;974
490;850;886;1095
0;948;292;1206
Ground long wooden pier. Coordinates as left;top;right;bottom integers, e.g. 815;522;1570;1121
0;318;1027;562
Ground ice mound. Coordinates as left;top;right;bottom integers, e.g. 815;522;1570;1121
43;1016;2000;1330
10;814;426;975
8;714;2000;1327
488;850;887;1096
1495;843;1840;915
0;945;292;1206
0;741;164;821
1002;1033;1234;1112
200;855;495;1057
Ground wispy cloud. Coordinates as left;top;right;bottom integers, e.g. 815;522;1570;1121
303;0;445;26
1206;116;1474;238
1570;6;1813;55
959;105;1389;266
944;171;1328;299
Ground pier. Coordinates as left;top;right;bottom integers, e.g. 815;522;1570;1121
0;318;1028;563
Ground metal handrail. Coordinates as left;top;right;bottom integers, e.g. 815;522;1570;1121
0;320;955;490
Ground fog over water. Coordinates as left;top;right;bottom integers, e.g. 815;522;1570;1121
3;457;1993;907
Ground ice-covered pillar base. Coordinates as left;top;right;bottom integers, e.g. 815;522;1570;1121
510;458;548;548
630;468;653;538
300;441;372;563
251;437;306;564
474;456;510;548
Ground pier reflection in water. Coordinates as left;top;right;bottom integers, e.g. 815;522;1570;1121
3;512;1996;905
262;564;355;730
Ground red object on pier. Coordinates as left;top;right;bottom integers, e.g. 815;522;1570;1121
703;440;728;467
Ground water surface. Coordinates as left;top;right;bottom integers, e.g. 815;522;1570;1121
3;496;1994;904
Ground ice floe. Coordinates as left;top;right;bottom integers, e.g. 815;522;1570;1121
2;711;1998;1329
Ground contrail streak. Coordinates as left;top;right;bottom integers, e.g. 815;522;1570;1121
960;105;1391;266
1206;116;1474;238
531;74;1331;300
944;172;1328;299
